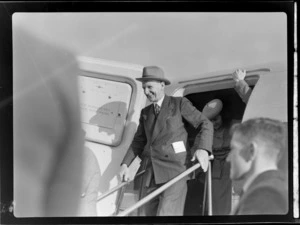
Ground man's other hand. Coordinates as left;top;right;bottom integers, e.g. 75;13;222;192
191;149;209;172
119;164;130;182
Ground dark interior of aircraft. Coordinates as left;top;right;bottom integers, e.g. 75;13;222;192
183;86;251;216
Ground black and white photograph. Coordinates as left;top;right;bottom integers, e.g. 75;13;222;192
0;1;297;224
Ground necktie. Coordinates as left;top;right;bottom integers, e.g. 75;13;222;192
154;104;160;116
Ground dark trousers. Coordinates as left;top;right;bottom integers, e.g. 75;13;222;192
211;160;232;215
138;177;187;216
212;178;232;215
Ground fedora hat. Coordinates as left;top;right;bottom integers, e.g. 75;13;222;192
136;66;171;85
202;99;223;120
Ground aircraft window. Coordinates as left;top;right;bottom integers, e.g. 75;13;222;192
78;75;132;146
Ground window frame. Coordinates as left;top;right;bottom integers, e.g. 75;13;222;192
79;70;137;146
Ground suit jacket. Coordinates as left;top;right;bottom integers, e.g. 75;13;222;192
122;95;213;185
232;170;288;215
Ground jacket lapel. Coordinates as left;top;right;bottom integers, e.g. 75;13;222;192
150;95;174;144
143;105;156;139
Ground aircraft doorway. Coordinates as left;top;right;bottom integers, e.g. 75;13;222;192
183;85;254;216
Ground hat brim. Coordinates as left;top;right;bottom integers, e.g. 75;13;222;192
136;77;171;85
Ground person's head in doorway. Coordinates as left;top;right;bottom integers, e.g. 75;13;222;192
202;99;223;130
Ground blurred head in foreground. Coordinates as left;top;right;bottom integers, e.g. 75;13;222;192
227;117;288;215
227;117;286;181
13;25;83;217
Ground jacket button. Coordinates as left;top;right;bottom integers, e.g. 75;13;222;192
165;155;168;157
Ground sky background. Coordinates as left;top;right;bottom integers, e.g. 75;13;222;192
13;12;287;83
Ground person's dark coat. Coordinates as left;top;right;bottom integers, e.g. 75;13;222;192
231;170;288;215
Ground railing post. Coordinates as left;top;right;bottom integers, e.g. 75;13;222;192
207;160;213;216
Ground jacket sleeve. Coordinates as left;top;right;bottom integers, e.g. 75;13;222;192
121;109;147;166
180;97;213;154
234;80;252;104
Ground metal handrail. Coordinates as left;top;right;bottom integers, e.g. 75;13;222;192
117;155;214;217
97;170;145;202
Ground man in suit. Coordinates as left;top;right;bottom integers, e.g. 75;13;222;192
227;118;288;215
119;66;213;216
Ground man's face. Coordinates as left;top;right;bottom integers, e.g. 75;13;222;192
142;81;165;103
211;114;223;130
226;132;252;180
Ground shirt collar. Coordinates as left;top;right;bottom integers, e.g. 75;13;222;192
154;95;165;107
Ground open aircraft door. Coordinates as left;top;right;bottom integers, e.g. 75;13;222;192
241;62;287;123
76;56;146;216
